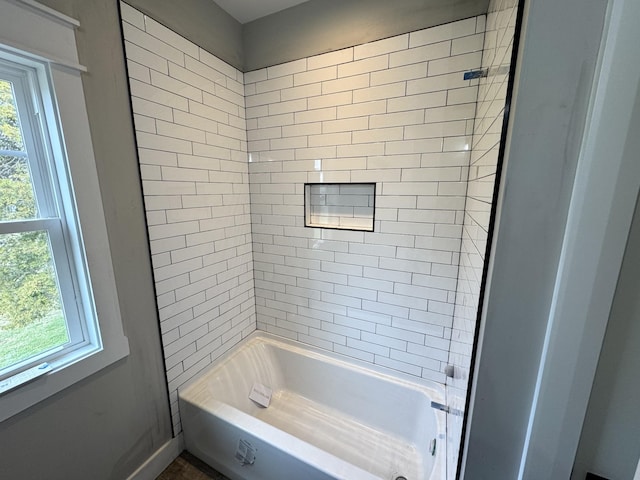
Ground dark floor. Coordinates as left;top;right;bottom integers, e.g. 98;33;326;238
156;451;231;480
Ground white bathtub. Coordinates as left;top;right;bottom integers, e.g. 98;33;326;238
179;332;446;480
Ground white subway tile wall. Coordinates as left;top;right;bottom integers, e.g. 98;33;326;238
121;3;256;433
447;0;518;478
245;17;485;383
120;3;515;460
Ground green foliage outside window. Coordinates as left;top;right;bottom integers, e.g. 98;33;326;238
0;80;61;329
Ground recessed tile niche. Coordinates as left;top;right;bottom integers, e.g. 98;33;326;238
304;183;376;232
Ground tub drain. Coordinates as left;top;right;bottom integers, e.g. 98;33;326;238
394;477;407;480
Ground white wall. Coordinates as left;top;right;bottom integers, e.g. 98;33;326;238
447;0;518;476
121;3;256;433
460;0;608;477
245;17;485;381
569;51;640;476
572;191;640;480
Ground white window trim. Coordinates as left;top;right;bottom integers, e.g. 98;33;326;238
0;0;129;422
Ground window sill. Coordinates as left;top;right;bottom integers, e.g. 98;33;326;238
0;334;129;422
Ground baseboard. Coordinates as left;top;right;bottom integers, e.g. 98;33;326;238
127;434;184;480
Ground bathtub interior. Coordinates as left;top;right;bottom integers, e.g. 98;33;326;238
179;333;446;480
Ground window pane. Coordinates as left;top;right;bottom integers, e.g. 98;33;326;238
0;79;25;151
0;79;38;221
0;230;68;371
0;155;38;220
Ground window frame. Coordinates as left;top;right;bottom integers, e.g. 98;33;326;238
0;61;91;378
0;0;129;422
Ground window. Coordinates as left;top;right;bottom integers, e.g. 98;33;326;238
0;60;89;377
0;0;128;421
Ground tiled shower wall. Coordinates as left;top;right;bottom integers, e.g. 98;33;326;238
120;0;512;442
447;0;518;476
245;17;485;382
121;3;256;432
